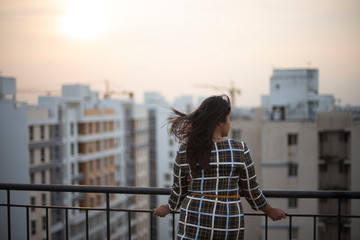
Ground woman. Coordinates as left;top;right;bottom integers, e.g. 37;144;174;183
154;95;286;239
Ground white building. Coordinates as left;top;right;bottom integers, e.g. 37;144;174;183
0;77;29;240
35;85;139;240
145;92;195;240
261;69;334;120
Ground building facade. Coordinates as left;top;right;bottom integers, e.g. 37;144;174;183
0;77;29;240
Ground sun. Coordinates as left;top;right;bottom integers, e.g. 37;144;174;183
60;0;108;40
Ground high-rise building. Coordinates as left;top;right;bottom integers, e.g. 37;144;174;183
0;76;29;240
30;84;150;239
257;68;360;239
28;105;64;239
145;92;195;240
261;69;334;120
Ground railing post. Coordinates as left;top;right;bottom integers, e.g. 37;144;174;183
128;211;132;240
313;216;317;240
338;198;341;240
7;189;11;240
86;210;89;240
106;193;110;240
172;212;176;240
46;207;49;240
150;211;153;240
65;209;69;240
289;216;292;240
26;206;29;240
264;215;268;240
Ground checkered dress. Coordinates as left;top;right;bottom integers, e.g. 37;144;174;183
168;139;268;240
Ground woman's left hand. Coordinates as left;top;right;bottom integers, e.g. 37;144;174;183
154;204;172;217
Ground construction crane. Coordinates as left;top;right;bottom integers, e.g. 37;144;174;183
17;89;61;96
194;80;241;105
104;80;134;99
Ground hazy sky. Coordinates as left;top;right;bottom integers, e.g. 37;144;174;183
1;0;359;107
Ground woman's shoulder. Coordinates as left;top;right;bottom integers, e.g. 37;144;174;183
178;144;187;152
228;139;247;151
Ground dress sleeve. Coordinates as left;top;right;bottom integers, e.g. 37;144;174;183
238;142;268;211
168;146;189;211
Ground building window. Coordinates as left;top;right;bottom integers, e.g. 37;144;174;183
288;163;298;177
30;173;35;184
41;148;45;162
41;171;46;184
90;178;94;185
232;129;241;140
103;173;108;185
88;142;93;153
54;125;60;138
90;197;94;207
319;163;328;172
109;121;114;131
31;196;36;211
42;193;46;205
40;125;45;139
42;216;47;230
89;161;93;171
96;159;101;169
29;126;34;141
339;132;349;142
96;122;100;133
71;143;75;155
29;150;35;164
169;151;174;158
55;146;60;159
88;123;93;134
97;195;102;206
31;220;36;235
71;163;75;175
70;123;74;136
339;160;349;173
96;176;101;185
103;158;107;168
288;198;298;208
288;134;298;146
96;141;101;151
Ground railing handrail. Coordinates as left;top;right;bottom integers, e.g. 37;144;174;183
1;183;360;199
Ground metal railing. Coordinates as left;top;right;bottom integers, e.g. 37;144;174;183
0;183;360;240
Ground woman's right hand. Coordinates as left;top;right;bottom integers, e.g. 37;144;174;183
262;204;287;221
153;204;172;217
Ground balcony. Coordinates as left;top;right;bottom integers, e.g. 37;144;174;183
0;183;359;240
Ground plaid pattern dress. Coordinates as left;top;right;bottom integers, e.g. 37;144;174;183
168;139;268;240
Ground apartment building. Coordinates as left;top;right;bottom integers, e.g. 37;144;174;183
262;68;334;120
33;85;133;240
258;68;360;239
28;106;64;239
0;77;29;240
132;105;150;240
145;92;195;240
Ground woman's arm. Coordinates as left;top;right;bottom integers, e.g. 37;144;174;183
154;145;189;217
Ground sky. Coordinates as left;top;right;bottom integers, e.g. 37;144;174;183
0;0;359;107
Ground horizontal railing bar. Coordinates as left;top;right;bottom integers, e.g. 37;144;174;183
1;183;360;199
1;203;360;219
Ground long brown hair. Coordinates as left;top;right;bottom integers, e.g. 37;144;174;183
168;95;231;175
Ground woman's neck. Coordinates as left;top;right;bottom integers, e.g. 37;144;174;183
212;135;227;143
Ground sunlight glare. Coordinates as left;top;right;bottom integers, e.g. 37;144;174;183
60;0;109;40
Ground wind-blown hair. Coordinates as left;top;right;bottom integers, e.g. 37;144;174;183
168;95;231;175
